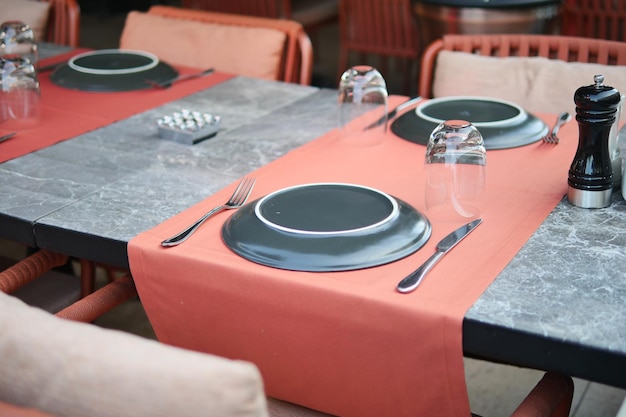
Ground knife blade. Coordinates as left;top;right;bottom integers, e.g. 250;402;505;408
38;61;65;72
396;218;483;293
364;96;422;130
145;67;214;89
0;132;16;143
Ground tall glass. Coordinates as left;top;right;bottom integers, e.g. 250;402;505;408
337;65;388;146
424;120;487;223
0;21;39;67
0;56;41;131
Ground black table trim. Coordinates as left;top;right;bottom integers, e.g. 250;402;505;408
463;318;626;388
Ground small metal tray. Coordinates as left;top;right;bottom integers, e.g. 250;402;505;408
156;109;221;145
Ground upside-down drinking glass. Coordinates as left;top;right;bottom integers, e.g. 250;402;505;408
0;21;39;67
0;55;41;131
424;120;487;223
338;65;388;146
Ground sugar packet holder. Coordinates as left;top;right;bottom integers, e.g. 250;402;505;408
156;109;221;145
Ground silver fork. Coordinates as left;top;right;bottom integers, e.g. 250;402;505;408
161;176;256;247
542;112;571;144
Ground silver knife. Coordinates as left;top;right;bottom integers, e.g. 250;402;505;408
364;96;422;130
396;218;483;293
0;132;16;143
145;67;214;89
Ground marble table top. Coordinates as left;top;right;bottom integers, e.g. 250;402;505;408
1;47;625;388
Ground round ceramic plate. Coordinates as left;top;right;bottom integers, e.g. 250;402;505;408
391;96;548;150
50;49;178;92
222;183;432;272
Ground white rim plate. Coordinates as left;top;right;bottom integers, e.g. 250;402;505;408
222;183;431;272
254;183;400;236
68;49;159;75
416;95;526;128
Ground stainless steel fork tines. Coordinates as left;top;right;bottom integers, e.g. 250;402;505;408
542;112;571;144
161;176;256;247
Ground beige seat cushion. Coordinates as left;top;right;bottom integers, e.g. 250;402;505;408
0;291;269;417
0;402;56;417
0;0;50;41
120;11;287;80
432;50;626;115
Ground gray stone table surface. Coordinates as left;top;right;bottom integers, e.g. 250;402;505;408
38;42;73;59
0;75;338;263
1;47;625;388
464;192;626;388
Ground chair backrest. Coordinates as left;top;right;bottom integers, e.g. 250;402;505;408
44;0;80;46
181;0;288;18
0;0;79;46
419;34;626;114
120;5;312;85
561;0;626;42
0;288;270;417
337;0;419;95
338;0;418;58
179;0;338;34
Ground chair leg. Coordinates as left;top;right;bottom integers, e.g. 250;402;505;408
0;250;69;293
510;372;574;417
79;259;95;297
56;274;138;323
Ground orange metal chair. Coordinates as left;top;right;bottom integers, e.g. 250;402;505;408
182;0;284;17
0;250;69;295
419;34;626;99
561;0;626;42
338;0;420;95
485;372;574;417
180;0;338;35
0;249;136;321
44;0;80;47
121;5;313;85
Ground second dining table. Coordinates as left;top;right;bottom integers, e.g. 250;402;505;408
1;44;625;417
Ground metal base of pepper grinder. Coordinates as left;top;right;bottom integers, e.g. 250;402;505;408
567;187;612;209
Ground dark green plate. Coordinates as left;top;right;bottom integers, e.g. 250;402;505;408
50;50;178;92
391;96;548;150
222;183;431;272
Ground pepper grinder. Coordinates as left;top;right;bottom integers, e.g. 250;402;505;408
567;74;621;208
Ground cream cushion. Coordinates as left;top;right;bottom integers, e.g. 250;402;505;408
0;0;50;41
0;401;56;417
0;291;269;417
432;50;626;115
120;11;287;80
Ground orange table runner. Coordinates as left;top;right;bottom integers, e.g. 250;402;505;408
0;51;234;163
128;97;578;417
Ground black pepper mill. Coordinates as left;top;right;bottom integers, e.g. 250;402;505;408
567;75;621;208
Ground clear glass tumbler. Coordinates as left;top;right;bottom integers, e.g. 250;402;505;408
337;65;388;146
424;120;487;223
0;21;39;67
0;55;41;131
